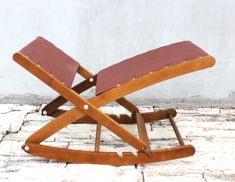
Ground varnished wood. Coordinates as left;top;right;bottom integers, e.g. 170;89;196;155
14;53;147;151
116;98;139;113
44;70;138;116
168;114;185;146
77;65;93;78
42;76;96;115
13;50;214;165
88;56;215;109
135;112;151;155
50;109;177;124
22;143;195;165
94;123;101;151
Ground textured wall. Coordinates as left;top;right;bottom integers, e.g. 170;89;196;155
0;0;235;106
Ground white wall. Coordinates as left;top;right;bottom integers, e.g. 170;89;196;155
0;0;235;106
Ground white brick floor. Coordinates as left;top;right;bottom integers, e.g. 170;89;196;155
0;104;235;182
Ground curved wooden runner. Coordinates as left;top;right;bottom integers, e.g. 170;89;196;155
22;144;195;165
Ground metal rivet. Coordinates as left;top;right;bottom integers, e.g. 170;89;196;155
89;78;94;82
149;71;153;74
42;110;47;115
84;105;89;110
37;64;40;67
24;146;29;151
117;84;120;87
132;78;135;80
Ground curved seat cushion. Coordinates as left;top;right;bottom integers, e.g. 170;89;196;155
96;41;209;95
19;37;79;88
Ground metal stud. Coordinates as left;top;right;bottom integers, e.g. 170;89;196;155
84;105;89;110
89;77;94;82
117;84;120;87
149;71;153;74
24;146;29;151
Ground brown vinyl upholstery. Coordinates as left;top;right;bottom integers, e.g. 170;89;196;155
20;37;79;88
96;41;209;95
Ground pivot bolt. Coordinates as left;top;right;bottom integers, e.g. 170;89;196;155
84;105;89;110
24;146;30;151
42;110;47;116
89;78;94;82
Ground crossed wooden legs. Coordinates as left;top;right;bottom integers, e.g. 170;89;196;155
22;77;195;165
23;103;195;165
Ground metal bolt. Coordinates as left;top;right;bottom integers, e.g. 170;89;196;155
42;110;47;116
24;146;30;151
89;78;94;82
84;105;89;110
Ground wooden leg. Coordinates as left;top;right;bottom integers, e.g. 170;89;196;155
94;123;101;151
25;106;147;151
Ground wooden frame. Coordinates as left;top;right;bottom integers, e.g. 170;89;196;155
13;52;215;165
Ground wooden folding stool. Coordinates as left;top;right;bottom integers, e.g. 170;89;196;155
13;37;215;165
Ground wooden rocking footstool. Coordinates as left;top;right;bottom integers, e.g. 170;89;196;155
13;37;215;165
